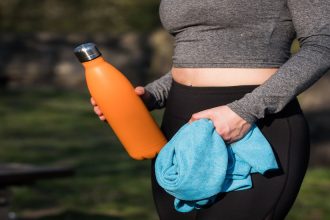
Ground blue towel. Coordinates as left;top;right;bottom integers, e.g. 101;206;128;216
155;118;278;212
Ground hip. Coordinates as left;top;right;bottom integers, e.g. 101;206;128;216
157;79;310;220
161;79;309;142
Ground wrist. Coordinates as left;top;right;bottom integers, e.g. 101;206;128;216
226;101;257;125
142;88;163;111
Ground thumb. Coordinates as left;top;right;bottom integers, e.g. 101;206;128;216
134;86;145;95
189;109;213;123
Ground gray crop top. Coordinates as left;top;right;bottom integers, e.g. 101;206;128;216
144;0;330;124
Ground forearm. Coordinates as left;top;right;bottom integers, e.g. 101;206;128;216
227;0;330;124
227;35;330;124
144;70;173;110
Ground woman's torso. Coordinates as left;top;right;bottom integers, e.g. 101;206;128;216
171;67;279;86
159;0;294;86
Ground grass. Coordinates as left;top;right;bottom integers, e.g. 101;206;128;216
287;168;330;220
0;88;329;220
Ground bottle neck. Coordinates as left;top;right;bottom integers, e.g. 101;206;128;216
82;56;105;68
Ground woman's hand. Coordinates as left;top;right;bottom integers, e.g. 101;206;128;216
188;105;252;143
90;86;153;121
90;96;106;121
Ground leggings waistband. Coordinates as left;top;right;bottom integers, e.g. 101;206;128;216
166;79;303;122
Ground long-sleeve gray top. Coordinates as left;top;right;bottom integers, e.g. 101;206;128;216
144;0;330;124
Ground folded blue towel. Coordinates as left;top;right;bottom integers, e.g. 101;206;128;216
155;118;278;212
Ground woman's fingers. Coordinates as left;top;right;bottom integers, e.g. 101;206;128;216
99;115;106;121
189;109;214;123
135;86;145;95
90;97;96;106
94;107;106;121
188;105;251;144
94;106;103;116
90;97;106;121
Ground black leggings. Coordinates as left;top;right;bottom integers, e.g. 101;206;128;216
151;79;310;220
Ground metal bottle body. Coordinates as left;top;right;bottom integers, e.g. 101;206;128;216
75;44;167;159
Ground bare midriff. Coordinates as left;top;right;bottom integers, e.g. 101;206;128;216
171;67;279;87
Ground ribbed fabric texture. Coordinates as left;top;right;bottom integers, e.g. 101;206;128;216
159;0;294;68
155;118;278;212
144;0;330;124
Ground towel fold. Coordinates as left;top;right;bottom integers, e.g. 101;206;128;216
155;118;278;212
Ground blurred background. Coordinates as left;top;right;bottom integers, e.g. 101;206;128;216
0;0;329;219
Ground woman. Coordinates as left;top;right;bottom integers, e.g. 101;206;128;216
92;0;330;219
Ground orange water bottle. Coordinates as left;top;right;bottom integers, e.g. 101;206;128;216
74;43;167;160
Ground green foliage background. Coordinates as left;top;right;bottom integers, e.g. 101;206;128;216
0;89;329;220
0;0;160;34
0;1;329;219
